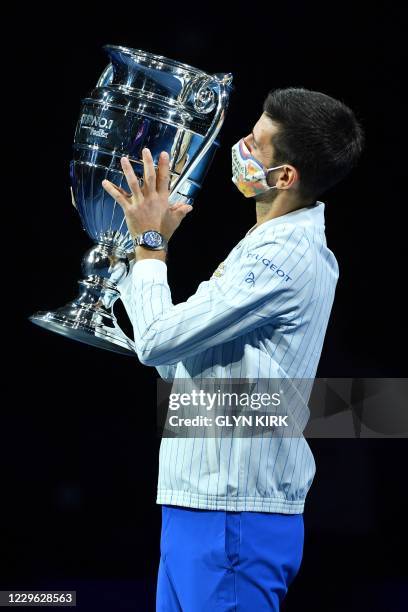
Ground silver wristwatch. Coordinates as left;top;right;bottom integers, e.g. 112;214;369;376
133;230;168;252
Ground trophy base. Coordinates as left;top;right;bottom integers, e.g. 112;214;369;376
30;242;136;357
29;308;135;357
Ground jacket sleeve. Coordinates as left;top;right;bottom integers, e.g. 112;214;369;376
116;257;177;382
119;227;311;367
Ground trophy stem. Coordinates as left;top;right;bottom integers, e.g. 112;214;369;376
29;243;135;357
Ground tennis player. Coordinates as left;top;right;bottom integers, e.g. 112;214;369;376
102;87;365;611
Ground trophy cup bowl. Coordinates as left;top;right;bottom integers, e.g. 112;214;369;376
29;45;233;356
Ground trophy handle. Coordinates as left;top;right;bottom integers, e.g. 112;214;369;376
167;73;233;203
96;63;114;87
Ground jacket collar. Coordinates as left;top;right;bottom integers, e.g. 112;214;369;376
246;201;326;237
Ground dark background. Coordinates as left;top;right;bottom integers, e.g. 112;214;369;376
4;2;406;611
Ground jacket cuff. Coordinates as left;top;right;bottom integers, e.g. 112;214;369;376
133;258;168;281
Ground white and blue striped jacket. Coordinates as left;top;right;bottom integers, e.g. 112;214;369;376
118;201;339;513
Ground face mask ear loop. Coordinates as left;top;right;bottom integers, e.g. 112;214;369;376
265;164;286;173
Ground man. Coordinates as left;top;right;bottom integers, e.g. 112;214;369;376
102;87;365;611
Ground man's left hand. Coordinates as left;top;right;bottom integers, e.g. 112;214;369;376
101;148;193;242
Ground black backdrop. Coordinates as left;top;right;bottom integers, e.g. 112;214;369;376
4;2;406;611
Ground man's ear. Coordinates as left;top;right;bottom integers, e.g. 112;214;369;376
289;166;300;187
278;165;298;189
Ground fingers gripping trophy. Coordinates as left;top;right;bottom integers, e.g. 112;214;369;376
29;45;233;356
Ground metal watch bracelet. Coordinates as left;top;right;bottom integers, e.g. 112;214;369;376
133;231;168;252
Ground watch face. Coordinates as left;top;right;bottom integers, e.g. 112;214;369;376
143;230;162;247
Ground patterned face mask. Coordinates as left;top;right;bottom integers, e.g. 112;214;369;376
231;138;286;198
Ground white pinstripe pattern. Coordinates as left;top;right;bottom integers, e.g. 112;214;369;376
118;201;339;513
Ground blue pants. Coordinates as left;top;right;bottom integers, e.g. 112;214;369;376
156;504;304;611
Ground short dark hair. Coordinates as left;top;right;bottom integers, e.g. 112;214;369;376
262;87;366;200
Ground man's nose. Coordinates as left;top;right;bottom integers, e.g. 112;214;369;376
243;135;252;152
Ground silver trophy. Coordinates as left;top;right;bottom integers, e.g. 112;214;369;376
30;45;233;356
